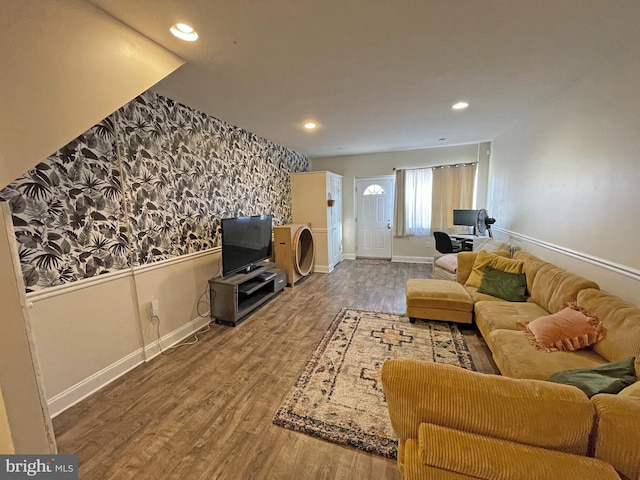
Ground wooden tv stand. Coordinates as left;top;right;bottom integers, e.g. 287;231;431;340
209;262;286;327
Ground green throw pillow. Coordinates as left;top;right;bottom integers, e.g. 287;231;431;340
548;357;637;398
477;266;527;302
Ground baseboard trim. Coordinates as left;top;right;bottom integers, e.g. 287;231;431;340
392;255;432;264
343;253;356;261
48;313;211;418
47;348;145;418
313;265;334;274
495;227;640;281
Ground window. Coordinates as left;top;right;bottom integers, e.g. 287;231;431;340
394;163;477;237
363;184;385;195
404;168;433;235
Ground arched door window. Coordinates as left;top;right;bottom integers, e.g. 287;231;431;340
363;184;385;195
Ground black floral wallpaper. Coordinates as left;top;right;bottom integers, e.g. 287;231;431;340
0;90;308;291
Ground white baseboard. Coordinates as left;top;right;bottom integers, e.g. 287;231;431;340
47;348;145;418
313;264;334;273
48;314;211;418
392;255;432;264
341;254;431;264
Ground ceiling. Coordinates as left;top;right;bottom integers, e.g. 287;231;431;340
89;0;640;158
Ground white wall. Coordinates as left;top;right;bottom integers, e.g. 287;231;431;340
0;205;55;453
311;143;489;261
489;46;640;304
28;250;221;417
0;0;184;188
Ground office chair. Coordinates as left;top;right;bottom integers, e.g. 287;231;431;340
433;231;463;254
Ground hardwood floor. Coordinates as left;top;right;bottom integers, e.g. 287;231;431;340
53;260;498;479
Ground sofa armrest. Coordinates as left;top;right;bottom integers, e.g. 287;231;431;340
417;423;620;480
591;394;640;480
381;359;594;456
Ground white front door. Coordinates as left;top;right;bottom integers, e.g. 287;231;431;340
355;177;394;259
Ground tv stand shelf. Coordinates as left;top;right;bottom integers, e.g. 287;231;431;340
209;262;286;327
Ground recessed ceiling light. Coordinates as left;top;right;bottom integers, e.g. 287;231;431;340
304;122;317;130
452;101;469;110
170;23;199;42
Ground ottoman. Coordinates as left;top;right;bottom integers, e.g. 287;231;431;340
406;279;473;324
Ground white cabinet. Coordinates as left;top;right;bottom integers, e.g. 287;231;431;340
290;171;342;273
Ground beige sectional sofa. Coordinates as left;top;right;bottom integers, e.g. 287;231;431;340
457;250;640;393
383;248;640;479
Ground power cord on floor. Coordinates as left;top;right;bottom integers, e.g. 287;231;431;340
151;313;213;356
150;255;222;355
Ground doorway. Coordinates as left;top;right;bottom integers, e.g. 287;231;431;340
355;176;395;259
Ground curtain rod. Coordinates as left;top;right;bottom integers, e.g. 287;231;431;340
392;162;476;172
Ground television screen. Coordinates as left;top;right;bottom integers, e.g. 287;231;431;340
221;215;273;277
453;209;479;227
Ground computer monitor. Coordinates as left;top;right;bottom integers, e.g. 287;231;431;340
453;209;479;235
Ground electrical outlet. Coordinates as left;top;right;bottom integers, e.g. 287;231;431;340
426;241;432;248
150;299;159;318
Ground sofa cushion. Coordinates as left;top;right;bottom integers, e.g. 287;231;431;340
474;301;548;348
618;381;640;398
530;264;599;314
466;250;522;288
382;360;596;456
465;285;510;304
518;306;605;352
577;289;640;374
549;358;637;398
590;394;640;480
417;423;620;480
477;266;528;302
456;252;477;285
488;329;607;380
513;251;551;296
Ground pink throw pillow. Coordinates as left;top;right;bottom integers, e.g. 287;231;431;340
518;306;605;352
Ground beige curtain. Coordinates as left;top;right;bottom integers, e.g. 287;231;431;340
431;163;477;230
393;169;406;237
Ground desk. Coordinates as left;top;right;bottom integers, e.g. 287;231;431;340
450;235;489;251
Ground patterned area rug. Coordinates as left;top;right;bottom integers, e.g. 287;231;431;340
273;308;476;458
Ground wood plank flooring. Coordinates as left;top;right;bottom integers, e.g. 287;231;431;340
53;259;498;480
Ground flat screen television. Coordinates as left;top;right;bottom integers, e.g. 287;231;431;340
453;209;479;234
221;215;273;277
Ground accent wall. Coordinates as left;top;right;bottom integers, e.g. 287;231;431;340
0;90;308;415
1;90;308;292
